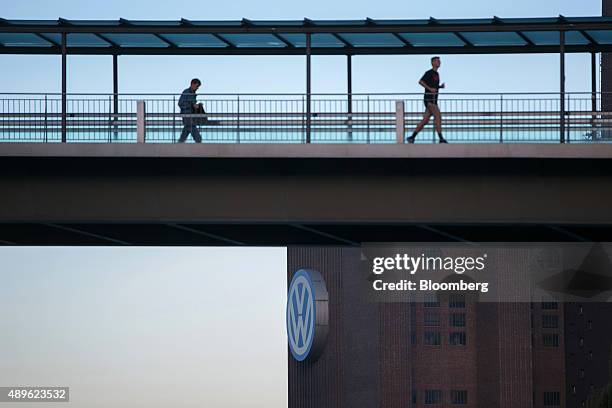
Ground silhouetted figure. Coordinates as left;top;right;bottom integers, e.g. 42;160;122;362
178;78;203;143
407;57;447;144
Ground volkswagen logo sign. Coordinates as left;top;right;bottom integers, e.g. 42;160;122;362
287;269;329;362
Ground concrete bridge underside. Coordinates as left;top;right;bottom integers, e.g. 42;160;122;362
1;143;612;246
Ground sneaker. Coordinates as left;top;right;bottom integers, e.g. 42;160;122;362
406;135;416;144
438;136;448;144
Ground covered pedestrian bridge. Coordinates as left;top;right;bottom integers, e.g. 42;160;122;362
1;16;612;143
2;16;612;245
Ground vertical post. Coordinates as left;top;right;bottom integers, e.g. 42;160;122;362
591;51;597;138
44;94;48;143
499;94;504;143
567;93;571;143
366;95;370;144
137;100;146;143
113;54;119;140
560;30;566;143
395;100;405;143
591;52;597;112
306;33;312;143
172;95;176;143
61;32;67;143
108;95;112;142
236;95;241;143
347;54;353;140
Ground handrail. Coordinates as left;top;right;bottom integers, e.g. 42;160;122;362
1;92;612;97
1;92;610;144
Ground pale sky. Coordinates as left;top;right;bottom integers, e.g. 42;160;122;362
0;247;287;408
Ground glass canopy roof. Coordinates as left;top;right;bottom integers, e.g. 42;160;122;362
1;16;611;54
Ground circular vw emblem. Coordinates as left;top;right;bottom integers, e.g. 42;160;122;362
287;269;328;362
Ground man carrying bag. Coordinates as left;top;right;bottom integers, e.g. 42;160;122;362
177;78;205;143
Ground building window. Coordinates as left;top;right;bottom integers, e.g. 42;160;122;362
424;294;440;308
543;334;559;347
424;312;441;326
589;351;593;360
412;389;417;404
572;385;576;394
587;320;593;330
579;305;583;315
451;390;468;405
579;369;585;379
425;390;442;405
424;331;441;346
542;314;559;329
411;332;417;345
449;332;467;346
450;313;466;327
449;294;466;308
542;301;558;310
579;337;584;347
543;391;560;406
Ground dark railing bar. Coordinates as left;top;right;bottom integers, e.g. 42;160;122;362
1;91;611;97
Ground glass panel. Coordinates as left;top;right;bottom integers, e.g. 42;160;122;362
279;33;344;48
42;33;111;47
567;17;612;23
249;20;304;26
310;20;367;26
437;18;493;25
585;30;612;45
498;17;558;24
126;20;181;26
5;20;60;25
0;33;53;47
217;34;286;48
522;30;589;45
64;20;121;26
337;33;405;47
188;21;243;26
462;31;527;46
399;32;465;47
372;19;429;26
158;34;227;48
99;33;169;47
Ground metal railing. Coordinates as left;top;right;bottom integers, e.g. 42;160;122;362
0;92;611;144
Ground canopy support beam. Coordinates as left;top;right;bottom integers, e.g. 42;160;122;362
306;33;312;143
560;30;566;143
61;31;67;143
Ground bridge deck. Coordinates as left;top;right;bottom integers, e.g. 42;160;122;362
2;142;612;159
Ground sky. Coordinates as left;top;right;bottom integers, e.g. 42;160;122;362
0;0;605;95
0;247;287;408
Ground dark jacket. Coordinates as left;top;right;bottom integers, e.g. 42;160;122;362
178;87;197;114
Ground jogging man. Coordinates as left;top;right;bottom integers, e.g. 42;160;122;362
407;57;448;144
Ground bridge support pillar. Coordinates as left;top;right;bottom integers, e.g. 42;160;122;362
395;100;405;143
136;100;146;143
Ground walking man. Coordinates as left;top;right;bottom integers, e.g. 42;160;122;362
407;57;448;144
178;78;203;143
